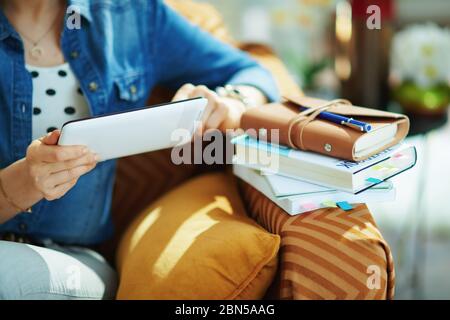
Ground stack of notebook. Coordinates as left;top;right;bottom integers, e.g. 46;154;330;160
232;95;417;215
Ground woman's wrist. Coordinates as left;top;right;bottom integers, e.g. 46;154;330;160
217;85;268;110
233;85;268;107
0;159;42;222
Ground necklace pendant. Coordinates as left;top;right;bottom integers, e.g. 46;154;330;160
30;45;44;59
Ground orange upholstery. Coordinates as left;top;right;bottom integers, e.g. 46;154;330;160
116;173;280;300
240;181;395;300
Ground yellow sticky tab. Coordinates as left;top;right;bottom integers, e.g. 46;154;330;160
322;200;337;208
373;164;390;171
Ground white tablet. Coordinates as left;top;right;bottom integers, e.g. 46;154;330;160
58;97;207;161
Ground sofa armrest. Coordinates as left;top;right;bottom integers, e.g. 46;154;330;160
239;180;396;300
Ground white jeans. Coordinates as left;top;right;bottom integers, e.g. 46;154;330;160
0;240;118;300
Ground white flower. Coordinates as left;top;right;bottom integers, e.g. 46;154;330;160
391;23;450;88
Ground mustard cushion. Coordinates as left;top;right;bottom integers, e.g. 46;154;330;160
116;172;280;300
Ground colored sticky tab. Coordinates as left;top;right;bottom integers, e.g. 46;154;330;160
301;202;319;211
366;177;382;184
322;200;338;208
372;163;399;176
375;164;393;172
336;201;353;211
393;153;406;159
372;164;387;171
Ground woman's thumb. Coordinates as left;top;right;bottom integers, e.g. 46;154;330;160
41;130;61;145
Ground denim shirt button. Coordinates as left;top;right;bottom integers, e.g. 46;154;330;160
70;51;79;59
19;223;27;232
130;85;137;95
88;82;99;92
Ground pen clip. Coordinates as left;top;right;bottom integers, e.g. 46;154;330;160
342;119;364;132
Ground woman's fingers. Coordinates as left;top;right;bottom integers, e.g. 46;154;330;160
191;86;217;123
172;83;196;102
43;178;78;201
25;131;97;201
205;102;228;130
173;84;244;133
47;152;98;174
44;163;97;192
32;143;88;163
187;86;221;133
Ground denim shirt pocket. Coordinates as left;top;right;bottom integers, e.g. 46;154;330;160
114;72;147;103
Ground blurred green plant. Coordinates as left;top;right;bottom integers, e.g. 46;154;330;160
392;82;450;115
390;23;450;114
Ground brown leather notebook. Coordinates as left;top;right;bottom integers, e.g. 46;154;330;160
240;95;410;162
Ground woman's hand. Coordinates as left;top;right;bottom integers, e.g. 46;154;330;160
172;84;249;133
25;130;98;201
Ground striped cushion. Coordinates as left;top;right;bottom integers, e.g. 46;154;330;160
239;181;395;300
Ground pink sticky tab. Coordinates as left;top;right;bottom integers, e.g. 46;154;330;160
302;203;319;211
393;153;406;159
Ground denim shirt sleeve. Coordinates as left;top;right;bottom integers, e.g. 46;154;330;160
150;0;280;102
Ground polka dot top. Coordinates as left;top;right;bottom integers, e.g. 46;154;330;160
26;63;91;141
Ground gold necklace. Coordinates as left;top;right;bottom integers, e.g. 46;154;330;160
15;8;63;60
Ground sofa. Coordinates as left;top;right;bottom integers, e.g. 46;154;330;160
99;0;395;300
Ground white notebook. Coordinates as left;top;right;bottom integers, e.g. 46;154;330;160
232;135;416;194
264;172;393;198
233;164;396;215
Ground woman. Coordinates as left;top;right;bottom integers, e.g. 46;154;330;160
0;0;279;299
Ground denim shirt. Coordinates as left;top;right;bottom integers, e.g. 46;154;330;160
0;0;280;245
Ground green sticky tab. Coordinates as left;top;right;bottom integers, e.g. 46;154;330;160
373;164;388;171
322;200;337;208
337;201;353;211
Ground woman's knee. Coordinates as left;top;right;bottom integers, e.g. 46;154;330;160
0;241;118;300
0;241;49;299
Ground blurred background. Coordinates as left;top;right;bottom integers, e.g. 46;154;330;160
202;0;450;299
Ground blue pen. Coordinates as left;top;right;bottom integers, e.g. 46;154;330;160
299;106;372;132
